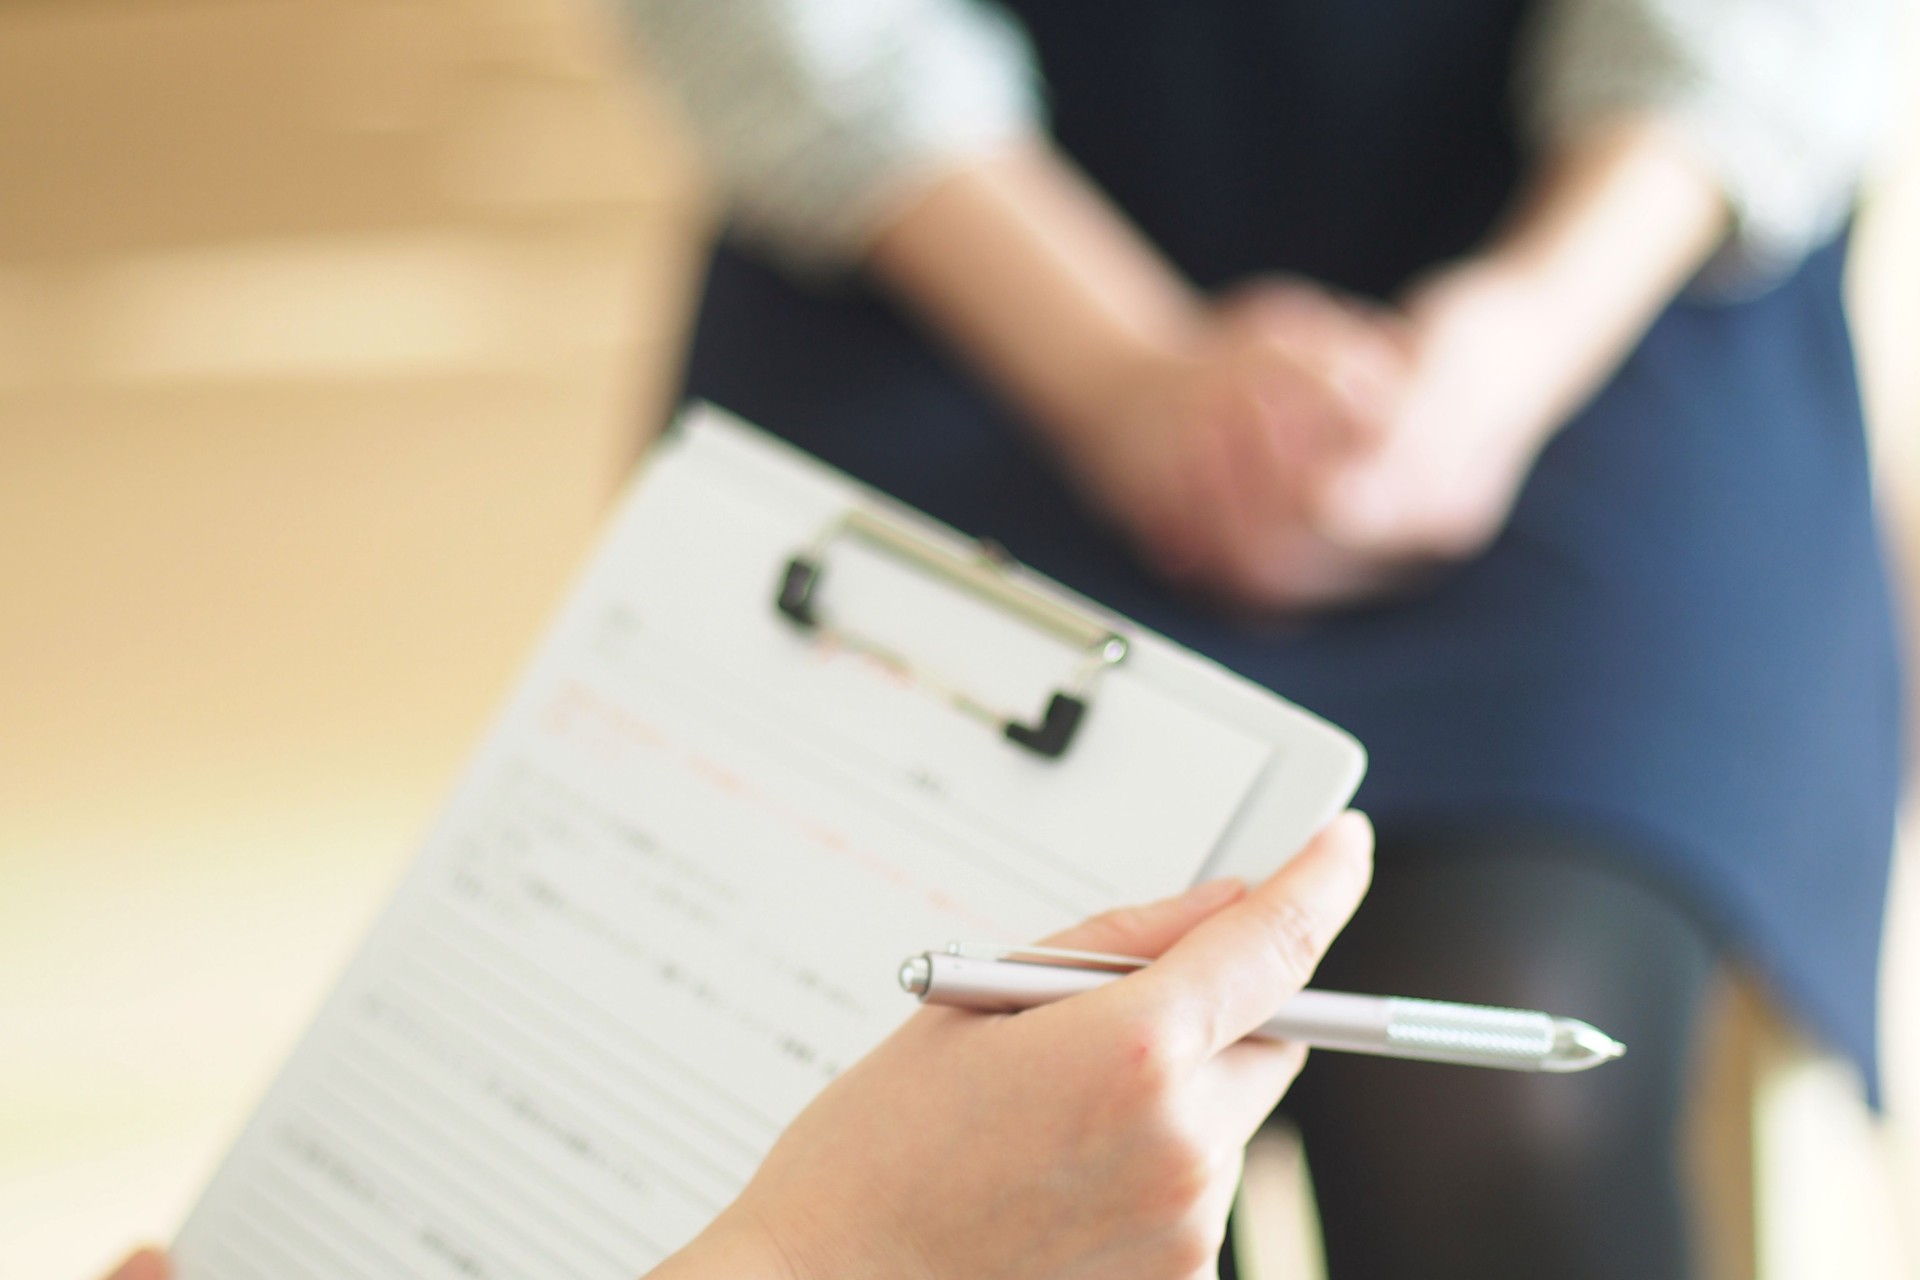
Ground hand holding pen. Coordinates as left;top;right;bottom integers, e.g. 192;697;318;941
650;812;1376;1280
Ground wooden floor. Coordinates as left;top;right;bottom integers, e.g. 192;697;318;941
0;4;1914;1278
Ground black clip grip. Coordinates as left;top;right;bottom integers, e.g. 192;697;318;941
1003;693;1087;759
777;557;822;629
774;511;1126;761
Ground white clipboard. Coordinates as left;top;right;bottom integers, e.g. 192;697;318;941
172;403;1365;1279
685;403;1368;884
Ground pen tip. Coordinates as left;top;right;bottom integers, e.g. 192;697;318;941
1544;1019;1627;1072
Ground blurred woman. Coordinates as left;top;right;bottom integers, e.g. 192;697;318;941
621;1;1904;1275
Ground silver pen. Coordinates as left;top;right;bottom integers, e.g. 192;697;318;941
899;944;1625;1072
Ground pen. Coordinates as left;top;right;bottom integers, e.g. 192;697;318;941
898;944;1625;1072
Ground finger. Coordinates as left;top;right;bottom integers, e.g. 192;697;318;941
1222;276;1354;340
1219;369;1319;516
1311;462;1404;549
1137;811;1373;1058
1263;294;1409;457
1188;411;1273;588
1249;349;1351;468
1218;289;1374;464
1240;341;1391;472
1322;340;1407;450
1159;1151;1251;1280
1198;1038;1311;1140
1248;532;1415;611
1181;1146;1248;1279
1300;314;1410;457
106;1249;171;1280
1041;876;1247;959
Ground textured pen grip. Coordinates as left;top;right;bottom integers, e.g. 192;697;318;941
1385;998;1557;1063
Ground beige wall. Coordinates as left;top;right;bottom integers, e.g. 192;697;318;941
0;5;707;1276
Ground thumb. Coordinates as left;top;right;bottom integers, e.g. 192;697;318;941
1040;877;1248;959
1136;811;1373;1059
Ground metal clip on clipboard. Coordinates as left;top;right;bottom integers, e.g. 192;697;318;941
776;509;1128;759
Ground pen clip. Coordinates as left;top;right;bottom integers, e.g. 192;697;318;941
946;941;1151;970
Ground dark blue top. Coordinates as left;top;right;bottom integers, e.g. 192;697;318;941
679;0;1905;1087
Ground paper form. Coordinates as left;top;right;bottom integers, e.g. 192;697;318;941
172;408;1277;1280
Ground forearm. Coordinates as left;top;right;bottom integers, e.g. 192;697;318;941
865;140;1208;449
1442;116;1729;423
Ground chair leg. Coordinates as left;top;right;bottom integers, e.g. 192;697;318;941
1233;1122;1327;1280
1684;971;1762;1280
1685;969;1912;1280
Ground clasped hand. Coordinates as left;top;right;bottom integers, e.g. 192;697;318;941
1058;264;1568;611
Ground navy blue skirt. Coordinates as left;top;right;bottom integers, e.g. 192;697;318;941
679;0;1905;1086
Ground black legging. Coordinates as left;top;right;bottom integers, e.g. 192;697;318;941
1229;823;1719;1280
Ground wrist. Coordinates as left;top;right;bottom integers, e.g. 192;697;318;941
1434;118;1726;395
1385;255;1595;465
649;1191;938;1280
646;1214;810;1280
1033;318;1209;468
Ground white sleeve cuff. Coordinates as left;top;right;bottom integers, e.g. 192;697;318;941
1520;0;1899;295
622;0;1046;272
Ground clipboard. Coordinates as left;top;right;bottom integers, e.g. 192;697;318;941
171;403;1366;1279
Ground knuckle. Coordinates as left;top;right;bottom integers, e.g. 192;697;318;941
1113;1018;1192;1098
1163;1138;1217;1211
1153;1169;1234;1274
1128;1126;1214;1222
1161;1227;1221;1280
1069;906;1127;949
1243;892;1329;987
1064;900;1158;954
1094;902;1152;941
